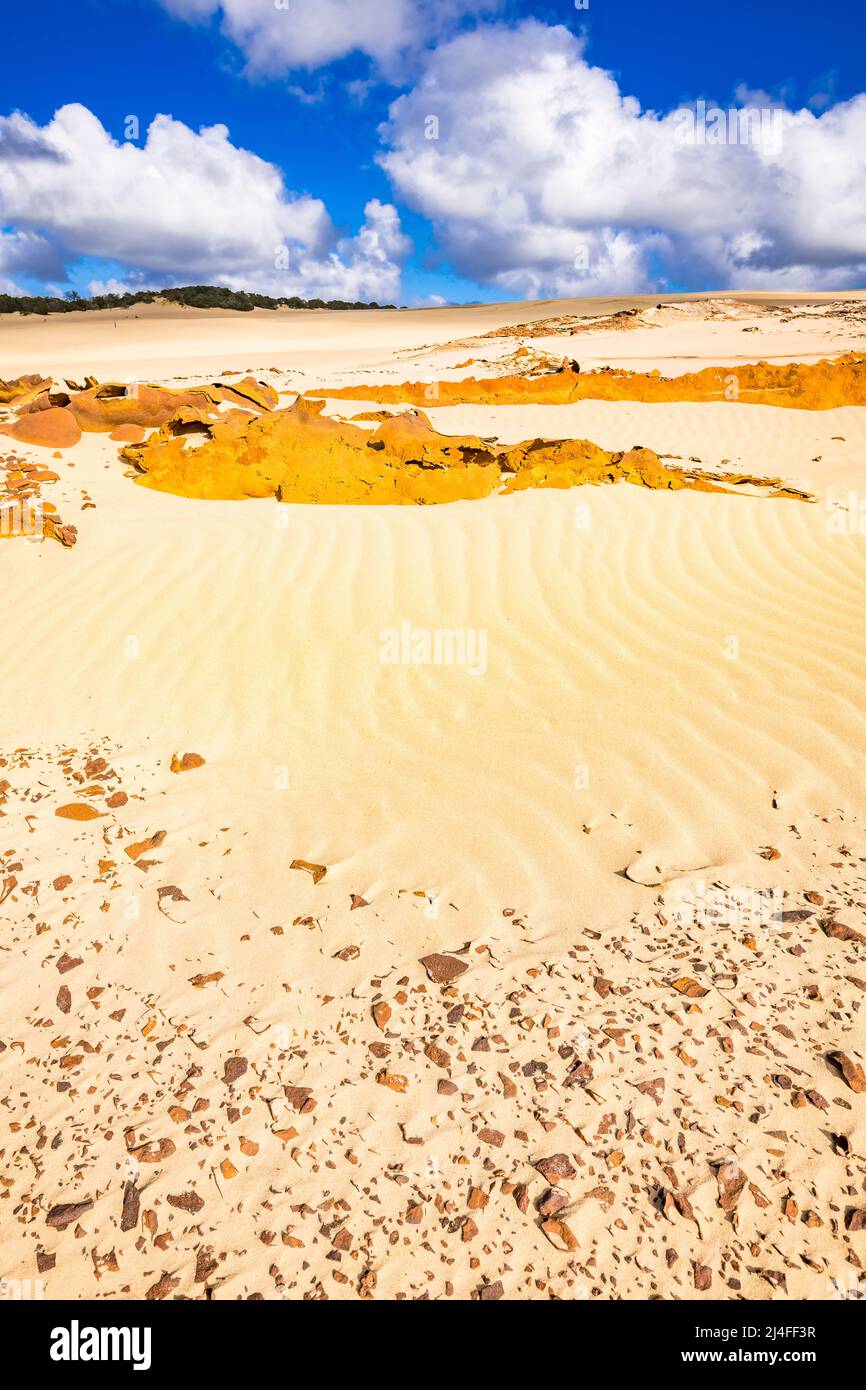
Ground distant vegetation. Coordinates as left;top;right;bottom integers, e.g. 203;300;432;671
0;285;396;315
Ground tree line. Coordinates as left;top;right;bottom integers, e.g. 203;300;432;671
0;285;396;315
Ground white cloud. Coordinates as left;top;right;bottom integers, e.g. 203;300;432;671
379;20;866;296
0;104;409;301
86;276;163;297
157;0;500;78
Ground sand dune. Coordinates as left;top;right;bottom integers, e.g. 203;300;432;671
1;294;864;1301
2;290;865;383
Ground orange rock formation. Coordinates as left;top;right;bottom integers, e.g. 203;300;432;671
307;353;866;411
0;375;278;449
120;396;809;506
1;368;815;509
0;374;53;407
4;406;83;449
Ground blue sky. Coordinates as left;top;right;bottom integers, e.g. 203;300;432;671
1;0;863;304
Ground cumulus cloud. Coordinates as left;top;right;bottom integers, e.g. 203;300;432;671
379;20;866;296
86;277;160;297
157;0;500;78
0;104;410;301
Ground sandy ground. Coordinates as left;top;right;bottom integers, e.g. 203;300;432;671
1;293;864;1302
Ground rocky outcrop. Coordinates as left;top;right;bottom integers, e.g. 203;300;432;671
0;375;278;449
120;395;810;505
0;374;53;407
307;352;866;411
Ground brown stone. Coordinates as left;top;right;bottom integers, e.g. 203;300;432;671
419;952;469;985
372;1001;391;1031
541;1218;578;1252
120;1183;140;1232
167;1191;205;1215
285;1085;316;1112
534;1153;576;1182
829;1051;866;1093
537;1187;570;1218
46;1200;93;1230
223;1057;248;1086
478;1127;504;1148
425;1042;451;1069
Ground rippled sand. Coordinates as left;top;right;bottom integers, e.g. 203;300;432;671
1;293;864;1301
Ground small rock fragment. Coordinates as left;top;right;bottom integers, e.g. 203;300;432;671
46;1200;93;1230
829;1051;866;1093
167;1191;205;1215
223;1057;248;1086
534;1153;576;1182
170;752;205;773
120;1183;140;1232
290;859;327;884
372;1001;391;1031
541;1218;578;1252
55;803;103;822
419;952;469;985
537;1187;570;1218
